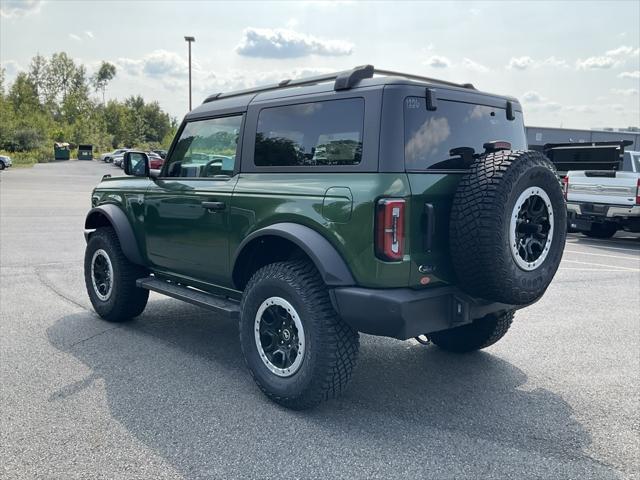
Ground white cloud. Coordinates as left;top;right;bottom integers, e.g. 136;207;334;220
618;70;640;79
507;56;568;70
574;46;638;71
0;0;42;18
521;91;562;111
116;50;189;79
610;88;638;96
605;45;639;57
85;31;94;39
507;56;534;70
461;58;489;73
69;33;82;42
522;91;542;103
540;56;569;68
235;27;353;58
425;55;450;68
143;50;188;78
116;57;143;76
539;102;562;112
576;56;619;70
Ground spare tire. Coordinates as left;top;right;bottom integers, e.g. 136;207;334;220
449;150;566;305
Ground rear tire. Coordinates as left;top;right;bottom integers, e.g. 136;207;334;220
239;260;359;410
84;227;149;322
429;311;515;353
582;223;617;239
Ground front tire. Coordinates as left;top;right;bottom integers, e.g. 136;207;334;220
429;311;515;353
84;227;149;322
239;260;359;409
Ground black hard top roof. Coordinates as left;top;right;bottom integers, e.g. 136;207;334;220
186;65;519;120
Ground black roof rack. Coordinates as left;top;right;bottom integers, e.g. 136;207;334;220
202;65;476;104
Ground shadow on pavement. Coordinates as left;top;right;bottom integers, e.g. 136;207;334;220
46;302;618;478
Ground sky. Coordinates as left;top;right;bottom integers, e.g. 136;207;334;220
1;0;639;129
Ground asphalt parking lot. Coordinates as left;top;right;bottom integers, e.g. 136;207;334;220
1;160;638;479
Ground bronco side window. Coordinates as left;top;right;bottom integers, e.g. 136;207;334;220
165;115;243;178
254;98;364;167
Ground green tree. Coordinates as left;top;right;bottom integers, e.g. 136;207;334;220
8;72;39;114
92;61;116;104
28;54;48;103
1;52;176;156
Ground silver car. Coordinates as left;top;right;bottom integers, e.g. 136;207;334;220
0;155;12;170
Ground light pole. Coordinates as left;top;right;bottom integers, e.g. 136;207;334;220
184;36;195;111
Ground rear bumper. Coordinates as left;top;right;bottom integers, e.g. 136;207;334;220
330;286;518;340
567;202;640;231
567;202;640;219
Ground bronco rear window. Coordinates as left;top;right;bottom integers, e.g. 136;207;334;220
404;97;526;171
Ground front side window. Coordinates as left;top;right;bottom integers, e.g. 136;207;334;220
404;97;527;170
165;115;243;178
254;98;364;167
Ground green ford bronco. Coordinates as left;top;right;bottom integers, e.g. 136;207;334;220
84;65;566;409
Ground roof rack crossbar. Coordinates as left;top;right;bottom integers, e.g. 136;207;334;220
202;65;475;104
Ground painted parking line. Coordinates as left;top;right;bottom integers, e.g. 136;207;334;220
561;259;640;272
559;267;637;272
565;243;640;254
563;249;640;260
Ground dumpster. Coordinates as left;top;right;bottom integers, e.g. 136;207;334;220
54;142;70;160
78;144;93;160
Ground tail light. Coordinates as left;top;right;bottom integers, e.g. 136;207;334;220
562;176;569;200
375;199;405;261
636;178;640;205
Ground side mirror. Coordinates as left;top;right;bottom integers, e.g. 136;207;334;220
124;151;150;177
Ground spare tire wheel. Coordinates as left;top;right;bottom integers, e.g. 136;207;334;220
449;150;566;305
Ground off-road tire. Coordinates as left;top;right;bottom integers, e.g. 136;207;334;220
239;260;359;410
84;227;149;322
449;150;566;305
582;223;617;239
429;310;515;353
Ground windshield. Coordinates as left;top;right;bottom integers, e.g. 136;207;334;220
404;97;527;170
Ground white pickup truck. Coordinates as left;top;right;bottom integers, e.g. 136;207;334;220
565;151;640;238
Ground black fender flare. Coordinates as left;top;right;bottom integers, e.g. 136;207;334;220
232;223;355;287
84;204;144;266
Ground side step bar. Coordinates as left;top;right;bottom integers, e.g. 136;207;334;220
136;277;240;319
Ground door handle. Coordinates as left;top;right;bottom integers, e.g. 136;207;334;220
201;201;226;212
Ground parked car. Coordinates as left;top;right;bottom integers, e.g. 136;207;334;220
0;155;12;170
112;153;126;168
566;150;640;237
148;151;164;170
101;148;130;163
152;149;167;159
83;65;567;409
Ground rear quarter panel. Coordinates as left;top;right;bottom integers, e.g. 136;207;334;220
230;173;412;288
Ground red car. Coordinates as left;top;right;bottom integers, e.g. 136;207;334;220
148;152;164;170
